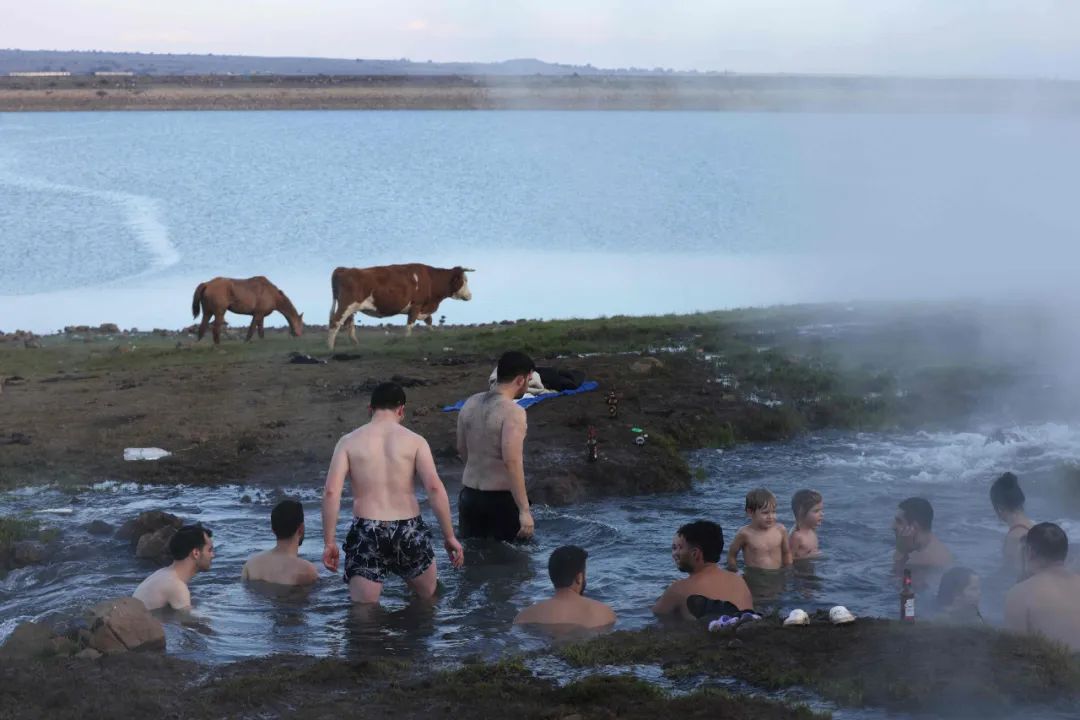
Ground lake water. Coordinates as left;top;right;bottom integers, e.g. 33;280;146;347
3;110;1079;332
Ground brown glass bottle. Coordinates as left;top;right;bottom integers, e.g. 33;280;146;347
900;569;916;622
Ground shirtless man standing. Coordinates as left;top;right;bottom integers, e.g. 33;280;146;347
242;499;319;586
653;520;754;619
1006;522;1080;651
456;351;536;542
514;546;616;629
322;382;464;604
133;524;214;611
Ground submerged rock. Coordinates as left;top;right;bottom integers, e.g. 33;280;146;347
0;621;74;659
135;525;177;565
10;540;47;567
86;597;166;654
117;510;182;543
85;519;114;536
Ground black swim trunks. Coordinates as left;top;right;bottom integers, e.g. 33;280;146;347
342;516;434;584
458;486;521;542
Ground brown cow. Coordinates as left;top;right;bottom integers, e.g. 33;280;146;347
192;276;304;345
328;264;473;349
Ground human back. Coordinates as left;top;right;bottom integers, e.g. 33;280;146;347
459;390;524;492
1006;522;1080;651
341;418;426;520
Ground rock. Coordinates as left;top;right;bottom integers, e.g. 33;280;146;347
87;598;166;654
630;357;664;374
0;622;59;659
85;520;114;536
135;525;177;564
117;510;182;543
11;540;47;567
75;648;102;660
23;338;41;349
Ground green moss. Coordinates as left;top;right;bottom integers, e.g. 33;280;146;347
0;516;39;549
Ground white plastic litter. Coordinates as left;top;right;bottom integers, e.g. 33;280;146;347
783;609;810;626
124;447;171;461
38;508;75;515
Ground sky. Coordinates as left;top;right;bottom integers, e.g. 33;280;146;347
2;0;1079;78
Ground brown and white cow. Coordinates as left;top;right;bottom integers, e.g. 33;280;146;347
328;263;473;349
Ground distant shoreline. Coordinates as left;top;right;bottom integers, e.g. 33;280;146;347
3;74;1080;112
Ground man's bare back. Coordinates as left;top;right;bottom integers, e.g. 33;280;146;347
458;391;526;492
515;594;616;629
133;568;190;611
242;550;318;586
654;565;753;619
334;421;429;520
1006;568;1080;651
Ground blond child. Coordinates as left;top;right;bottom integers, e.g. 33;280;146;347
727;488;792;571
789;489;824;560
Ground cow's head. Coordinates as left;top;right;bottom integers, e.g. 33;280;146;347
450;267;474;301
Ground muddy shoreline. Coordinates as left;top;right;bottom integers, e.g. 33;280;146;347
4;74;1080;112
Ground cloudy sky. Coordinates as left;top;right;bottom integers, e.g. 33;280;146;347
3;0;1079;77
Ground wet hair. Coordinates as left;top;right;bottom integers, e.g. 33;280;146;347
791;489;823;521
745;488;776;513
1026;522;1068;563
370;382;406;410
271;499;304;539
548;545;588;588
677;520;724;563
937;566;977;607
990;472;1025;512
898;497;934;531
169;524;212;561
496;351;536;383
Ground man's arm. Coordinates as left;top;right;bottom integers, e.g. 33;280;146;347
731;575;754;611
167;583;192;611
456;406;469;462
321;437;349;572
415;439;464;568
726;530;745;571
651;582;683;616
501;407;533;539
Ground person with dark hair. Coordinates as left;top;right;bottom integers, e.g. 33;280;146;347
935;567;984;625
892;497;953;576
652;520;753;619
242;499;319;586
1006;522;1080;650
513;546;616;628
322;382;464;604
133;524;214;610
456;350;537;542
789;489;824;561
990;472;1034;572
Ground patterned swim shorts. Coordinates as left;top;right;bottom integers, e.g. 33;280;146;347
342;516;435;584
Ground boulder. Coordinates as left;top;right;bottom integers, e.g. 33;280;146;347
75;648;102;660
10;540;46;567
0;622;60;659
630;357;664;374
135;525;177;565
85;519;114;536
86;598;165;654
116;510;182;543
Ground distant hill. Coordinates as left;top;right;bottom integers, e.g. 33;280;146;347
0;48;689;76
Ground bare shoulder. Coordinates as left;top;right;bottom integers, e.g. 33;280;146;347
774;523;787;535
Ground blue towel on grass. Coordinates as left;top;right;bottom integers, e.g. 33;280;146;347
442;381;599;412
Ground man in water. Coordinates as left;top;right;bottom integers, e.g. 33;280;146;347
322;382;464;604
456;350;536;542
892;497;953;576
133;524;214;611
652;520;753;619
514;545;616;629
241;499;319;586
1006;522;1080;651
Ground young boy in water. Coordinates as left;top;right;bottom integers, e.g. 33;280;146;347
727;488;792;571
789;489;824;560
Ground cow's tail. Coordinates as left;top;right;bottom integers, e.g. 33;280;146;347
192;282;207;319
329;268;341;326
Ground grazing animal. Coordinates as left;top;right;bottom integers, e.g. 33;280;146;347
328;263;473;349
191;276;304;345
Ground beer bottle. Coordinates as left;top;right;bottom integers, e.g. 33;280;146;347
900;568;916;622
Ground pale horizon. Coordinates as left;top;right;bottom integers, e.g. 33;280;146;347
2;1;1079;79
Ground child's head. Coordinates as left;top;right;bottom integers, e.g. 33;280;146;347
745;488;777;528
937;566;981;611
791;489;824;529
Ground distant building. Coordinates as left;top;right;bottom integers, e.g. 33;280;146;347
8;71;71;77
93;71;134;76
